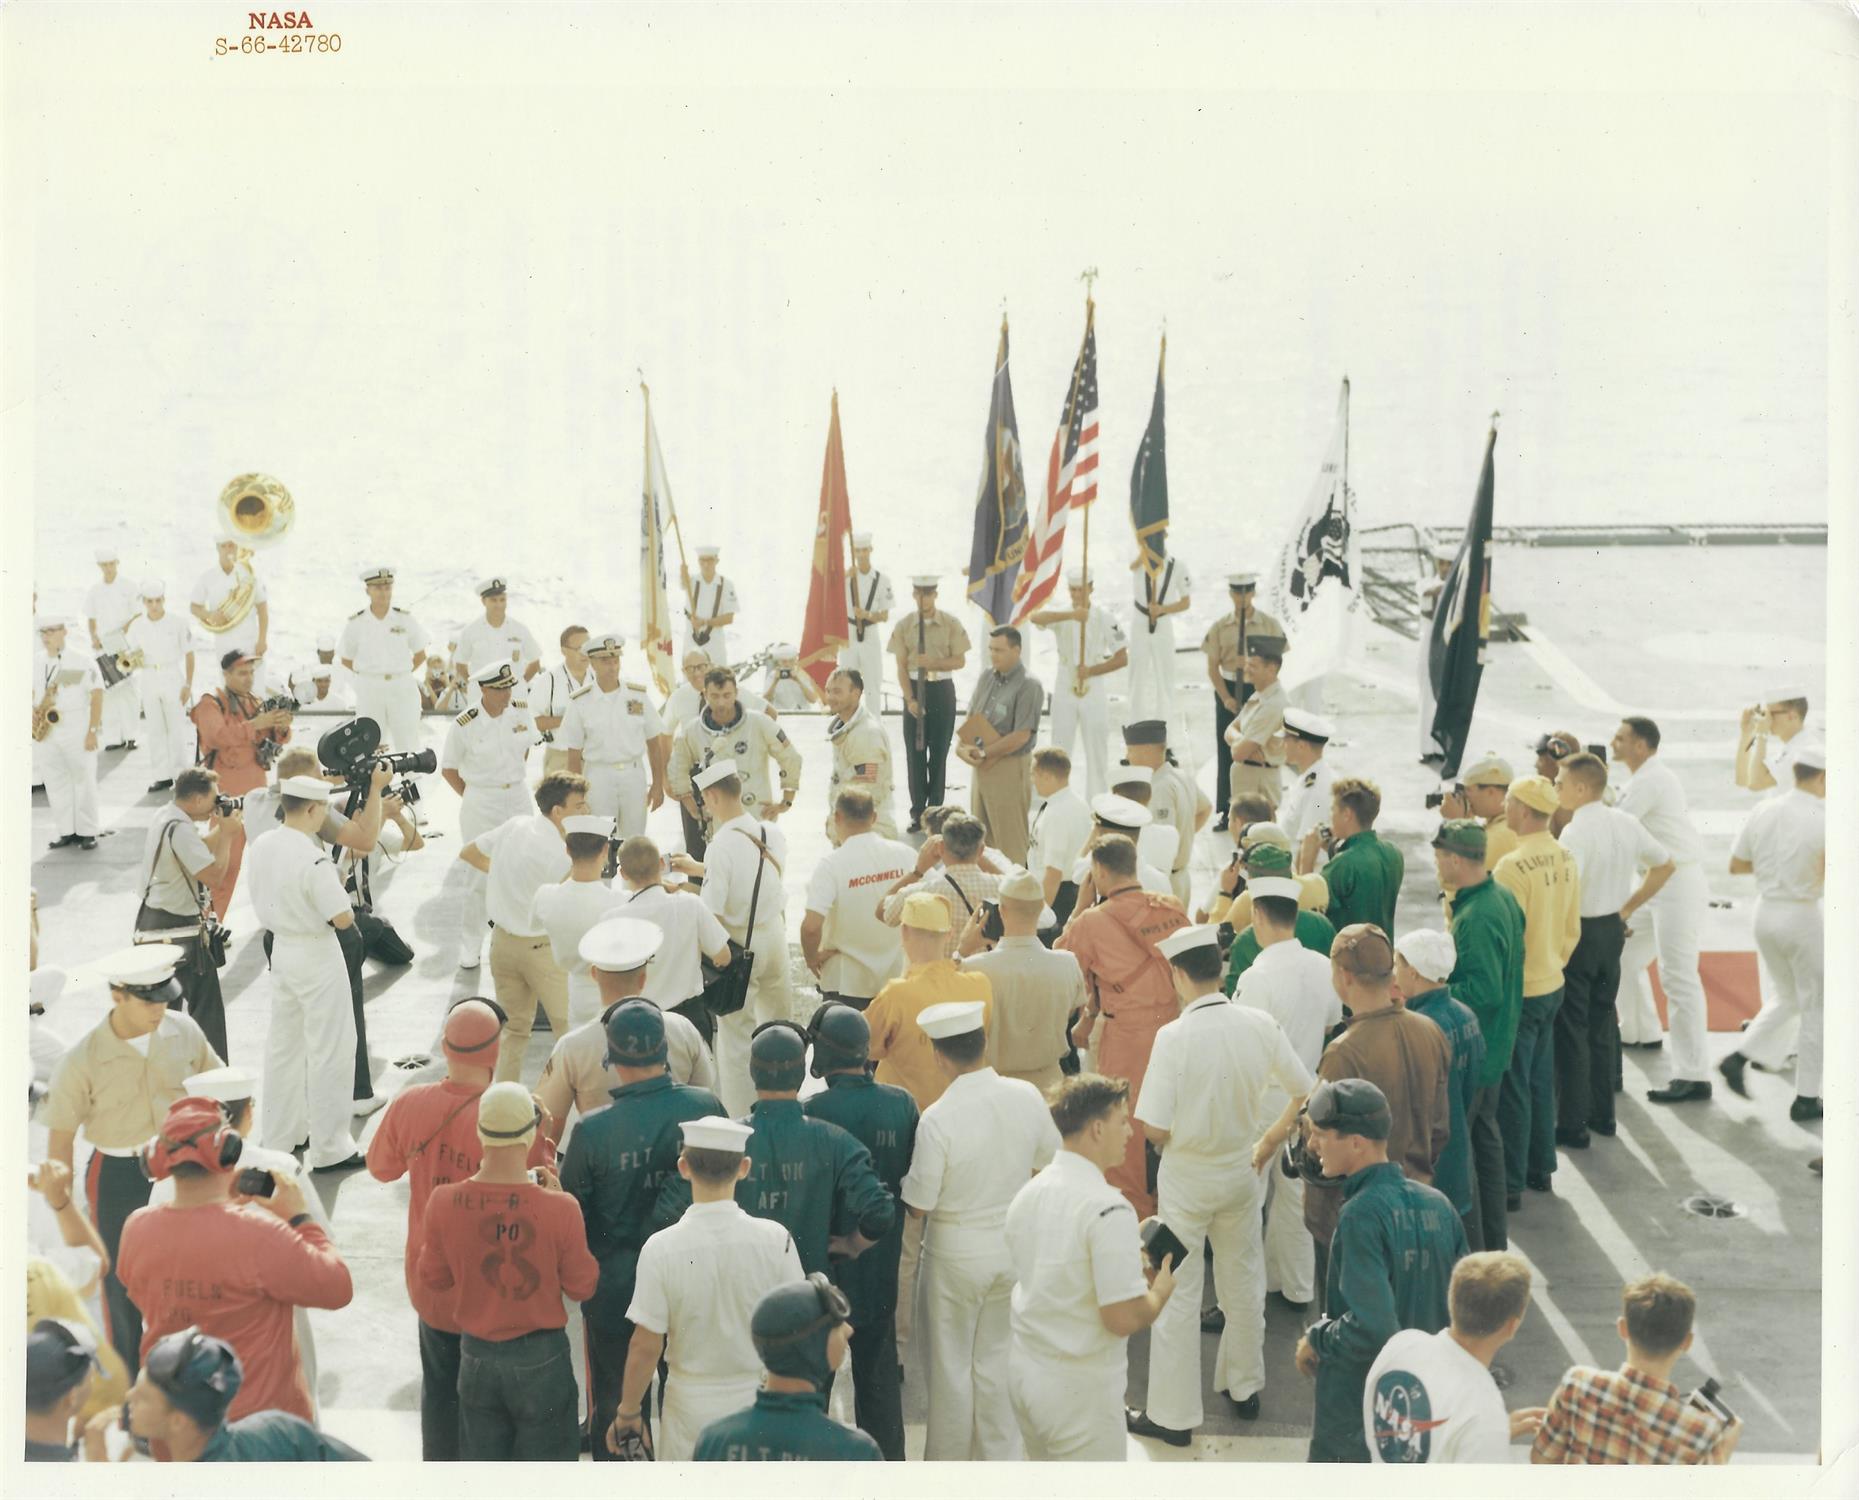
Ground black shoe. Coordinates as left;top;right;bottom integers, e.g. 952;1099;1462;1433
1229;1394;1261;1420
76;837;98;851
146;781;171;793
291;1139;310;1155
1589;1119;1617;1137
1718;1052;1749;1098
1629;1038;1665;1051
1647;1079;1712;1104
906;817;923;835
1555;1128;1591;1150
1212;812;1231;832
1125;1408;1191;1447
1809;1156;1823;1176
1505;1193;1522;1212
1790;1096;1823;1122
311;1152;367;1174
1526;1173;1553;1193
46;834;77;849
1201;1305;1226;1333
104;741;129;752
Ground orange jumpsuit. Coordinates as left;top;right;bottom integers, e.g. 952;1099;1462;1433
191;688;289;919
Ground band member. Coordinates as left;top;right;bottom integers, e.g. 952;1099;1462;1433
1031;567;1129;802
86;545;142;750
840;530;895;701
1127;552;1192;723
338;564;428;752
449;576;543;705
189;536;269;666
192;649;292;920
560;631;669;839
683;543;739;667
125;582;197;790
34;618;105;852
890;576;971;834
442;662;544;966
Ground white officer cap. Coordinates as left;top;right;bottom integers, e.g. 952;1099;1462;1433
1395;928;1458;982
584;631;624;656
851;531;873;548
103;944;186;990
1091;792;1152;829
911;575;940;589
476;576;509;596
279;775;337;799
562;814;616;838
1791;735;1826;771
772;642;798;658
359;564;395;584
94;544;119;563
918;1000;986;1040
693;758;740;791
1110;764;1154;788
139;579;165;599
1066;564;1090;587
1227;572;1259;589
1249;876;1303;903
1156;924;1220;960
184;1064;260;1102
474;662;518;690
35;615;65;632
695;543;721;559
309;663;333;680
578;916;665;974
681;1115;754;1152
1283;708;1335;743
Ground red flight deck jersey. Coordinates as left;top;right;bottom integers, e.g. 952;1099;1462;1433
117;1201;353;1423
416;1179;598;1342
366;1078;555;1331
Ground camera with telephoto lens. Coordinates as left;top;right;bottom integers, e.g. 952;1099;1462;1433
213;794;244;817
315;717;438;818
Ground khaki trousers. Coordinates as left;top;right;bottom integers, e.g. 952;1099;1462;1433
1229;761;1283;816
490;926;571;1083
971;753;1032;865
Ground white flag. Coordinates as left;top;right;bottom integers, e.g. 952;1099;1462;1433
1264;378;1360;696
640;389;678;697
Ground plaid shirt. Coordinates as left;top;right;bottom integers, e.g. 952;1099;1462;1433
1532;1364;1724;1464
882;865;1003;959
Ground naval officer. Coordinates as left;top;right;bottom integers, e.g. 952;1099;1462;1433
337;565;428;752
442;662;543;961
560;630;669;840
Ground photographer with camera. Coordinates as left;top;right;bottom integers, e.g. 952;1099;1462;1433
192;648;294;923
134;767;239;1059
762;642;824;711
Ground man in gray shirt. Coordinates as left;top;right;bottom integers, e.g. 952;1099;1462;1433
134;767;240;1058
957;625;1045;864
957;868;1083;1092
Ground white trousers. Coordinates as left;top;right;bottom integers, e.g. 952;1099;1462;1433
566;971;602;1031
1262;1159;1314;1304
457;784;535;950
1050;686;1112;801
838;629;888;710
584;762;647;839
658;1370;759;1463
1618;862;1709;1079
712;941;793;1117
260;932;360;1168
1010;1347;1126;1461
41;729;101;837
919;1227;1022;1461
101;675;140;746
136;672;192;780
352;672;422;753
1125;616;1177;723
1146;1155;1266;1431
1741;899;1823;1099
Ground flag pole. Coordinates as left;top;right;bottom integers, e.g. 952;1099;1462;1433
1075;273;1098;698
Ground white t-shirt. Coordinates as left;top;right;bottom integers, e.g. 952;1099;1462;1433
1030;786;1093;881
1730;788;1825;903
902;1068;1060;1231
1364;1327;1511;1464
617;883;732;1006
1233;939;1345;1072
124;612;196;680
1005;1150;1148;1370
804;830;915;998
628;1200;801;1380
1137;996;1312;1163
1616;757;1703;865
474;813;569;935
533;879;625;985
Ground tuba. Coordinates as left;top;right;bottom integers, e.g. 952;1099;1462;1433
198;473;295;634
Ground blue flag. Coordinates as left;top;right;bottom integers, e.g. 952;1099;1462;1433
966;318;1029;628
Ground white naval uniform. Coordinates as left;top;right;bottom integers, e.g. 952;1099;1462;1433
1029;784;1094;887
189;560;267;658
534;661;595;775
1232;939;1342;1304
1041;606;1129;801
1004;1149;1149;1461
840;564;896;703
1127;560;1191;723
87;576;143;745
701;814;792;1115
619;882;732;1013
338;605;428;752
557;681;665;839
533;879;625;1029
36;653;104;837
452;615;542;706
1278;757;1336;873
247;824;359;1169
1136;993;1313;1429
1614;757;1709;1075
825;702;898;841
1732;788;1825;1098
626;1200;803;1462
442;702;544;955
124;613;196;781
683;573;739;668
902;1067;1061;1461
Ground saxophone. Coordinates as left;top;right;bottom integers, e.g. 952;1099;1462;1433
31;683;59;742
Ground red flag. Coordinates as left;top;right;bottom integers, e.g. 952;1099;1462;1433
798;391;854;689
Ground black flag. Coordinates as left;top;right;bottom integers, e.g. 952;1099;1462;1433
1130;337;1168;577
1422;423;1496;776
966;317;1030;628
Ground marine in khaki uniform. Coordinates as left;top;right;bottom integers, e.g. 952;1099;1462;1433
667;666;801;841
1224;634;1290;815
823;666;897;842
888;577;971;833
559;631;669;839
1201;573;1284;829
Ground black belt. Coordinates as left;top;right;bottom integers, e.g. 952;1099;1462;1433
1237;757;1270;768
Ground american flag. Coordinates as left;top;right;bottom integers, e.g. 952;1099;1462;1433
1012;305;1098;622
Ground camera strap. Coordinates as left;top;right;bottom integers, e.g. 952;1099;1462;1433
941;870;976;917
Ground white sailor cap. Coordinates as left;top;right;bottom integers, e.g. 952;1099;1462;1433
1791;735;1826;771
562;814;616;838
695;542;721;559
316;632;336;651
583;631;624;656
998;869;1043;901
1091;792;1152;829
1395;928;1458;982
681;1116;753;1152
1283;709;1334;743
139;578;165;599
1110;764;1155;788
279;775;338;799
772;642;798;658
917;1000;986;1040
359;564;395;584
1227;572;1259;589
476;576;509;596
35;615;65;632
474;661;518;690
1156;924;1220;960
104;944;186;991
1249;876;1303;903
851;530;873;548
1766;684;1811;704
94;544;119;563
309;663;333;681
693;759;740;791
184;1064;259;1102
578;916;664;974
1431;541;1459;564
1066;564;1091;587
911;575;940;589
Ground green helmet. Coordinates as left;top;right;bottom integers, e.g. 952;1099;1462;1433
750;1274;850;1391
749;1020;808;1092
806;1001;870;1077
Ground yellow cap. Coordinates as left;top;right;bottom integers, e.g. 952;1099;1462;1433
900;891;952;933
1507;774;1560;815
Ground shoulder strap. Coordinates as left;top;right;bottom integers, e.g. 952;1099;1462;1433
140;818;182;911
740;824;774;951
941;870;976;916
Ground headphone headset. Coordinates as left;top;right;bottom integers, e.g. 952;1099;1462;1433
478;1101;545;1143
600;995;665;1027
750;1018;810;1048
757;1271;852;1349
138;1114;242;1182
442;997;508;1055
